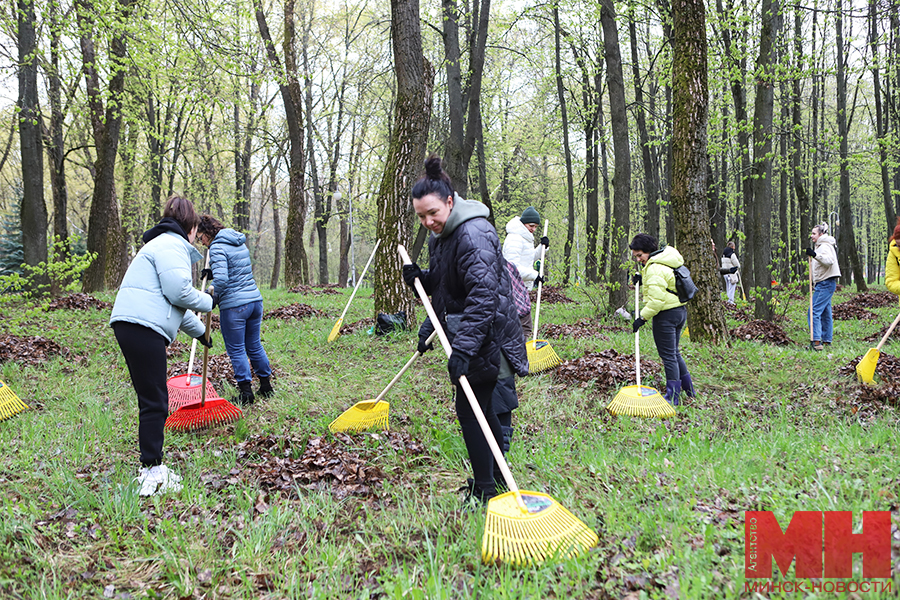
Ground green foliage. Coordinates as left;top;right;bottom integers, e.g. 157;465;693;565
0;235;96;309
0;206;23;278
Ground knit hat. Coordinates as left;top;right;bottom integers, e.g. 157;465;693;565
520;206;541;225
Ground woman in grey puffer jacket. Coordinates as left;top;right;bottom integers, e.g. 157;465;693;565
198;215;273;404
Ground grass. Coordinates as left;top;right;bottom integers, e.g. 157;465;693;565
1;282;899;599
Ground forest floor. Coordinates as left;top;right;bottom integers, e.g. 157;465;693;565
0;282;899;599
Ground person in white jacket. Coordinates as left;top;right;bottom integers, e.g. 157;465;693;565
720;241;741;302
805;222;841;351
503;207;549;292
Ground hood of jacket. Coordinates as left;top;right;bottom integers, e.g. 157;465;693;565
815;234;837;249
723;247;734;258
646;245;684;269
504;216;534;243
142;217;189;244
437;193;490;239
212;228;247;247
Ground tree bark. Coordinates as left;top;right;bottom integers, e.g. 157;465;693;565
45;0;69;262
792;6;810;272
553;7;576;285
629;11;660;240
870;0;894;232
672;0;728;343
600;0;631;313
374;0;434;323
17;0;48;283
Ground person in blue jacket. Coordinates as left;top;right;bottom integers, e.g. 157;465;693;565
197;215;273;405
110;195;214;496
402;156;529;506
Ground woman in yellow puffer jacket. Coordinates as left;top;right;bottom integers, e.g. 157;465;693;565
886;217;900;301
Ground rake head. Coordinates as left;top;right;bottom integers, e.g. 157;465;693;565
164;397;243;432
607;385;675;418
166;374;220;412
327;318;343;342
526;339;561;374
855;348;879;385
482;490;598;566
0;380;28;422
328;400;390;433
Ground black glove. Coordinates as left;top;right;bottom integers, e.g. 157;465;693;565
632;317;646;333
540;236;549;248
196;334;213;349
200;268;213;282
447;351;471;385
729;267;739;274
402;263;423;288
534;274;546;286
632;273;642;285
206;286;218;309
417;332;433;354
805;247;816;258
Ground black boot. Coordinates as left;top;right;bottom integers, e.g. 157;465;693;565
257;376;274;399
235;381;255;406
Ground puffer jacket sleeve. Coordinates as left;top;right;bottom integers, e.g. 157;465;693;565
886;242;900;297
453;228;500;358
209;244;231;292
158;244;213;313
503;234;538;285
180;310;206;339
640;264;674;320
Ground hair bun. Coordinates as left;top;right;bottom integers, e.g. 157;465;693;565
819;222;829;234
424;156;443;180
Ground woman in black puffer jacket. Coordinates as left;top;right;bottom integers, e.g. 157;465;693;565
403;156;528;505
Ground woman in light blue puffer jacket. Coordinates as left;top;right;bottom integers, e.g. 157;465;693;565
198;215;273;405
110;195;214;496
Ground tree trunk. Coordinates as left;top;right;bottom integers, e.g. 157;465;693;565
600;0;631;313
267;153;283;289
255;0;309;287
46;0;69;261
374;0;434;323
835;1;867;291
598;74;612;282
17;0;48;283
629;11;660;240
792;6;810;273
554;7;576;285
871;0;894;232
120;124;141;250
779;81;790;284
573;46;601;283
671;0;729;343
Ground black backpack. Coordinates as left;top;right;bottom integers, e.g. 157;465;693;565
666;265;698;303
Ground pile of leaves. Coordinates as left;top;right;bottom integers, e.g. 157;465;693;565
722;303;753;322
167;353;236;388
542;319;610;340
529;285;574;304
845;291;898;309
0;334;77;365
43;293;111;311
839;353;900;407
554;348;661;392
288;284;341;296
863;323;900;343
831;302;877;321
340;317;375;335
232;434;388;499
263;303;325;320
730;320;793;346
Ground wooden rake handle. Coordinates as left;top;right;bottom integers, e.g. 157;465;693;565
200;308;213;408
532;220;550;344
635;280;641;388
808;257;814;343
338;239;381;321
187;249;213;379
371;330;438;405
399;245;527;513
876;309;900;351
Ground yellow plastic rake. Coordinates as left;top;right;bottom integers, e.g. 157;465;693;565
328;239;381;342
329;330;438;433
856;308;900;384
400;245;597;566
0;380;29;422
607;281;675;418
527;220;561;373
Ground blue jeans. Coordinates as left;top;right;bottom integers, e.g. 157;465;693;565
808;277;837;343
219;300;272;383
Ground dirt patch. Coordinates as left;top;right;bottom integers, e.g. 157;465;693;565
528;285;574;304
0;334;80;365
341;317;375;335
554;349;661;392
264;303;325;320
832;302;878;321
288;284;341;296
542;319;610;341
43;293;111;311
845;291;898;309
730;320;793;346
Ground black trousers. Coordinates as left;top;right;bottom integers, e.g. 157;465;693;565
113;321;169;467
455;379;503;494
651;305;689;381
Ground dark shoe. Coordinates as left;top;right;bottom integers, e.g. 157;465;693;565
810;341;824;351
461;482;496;510
664;380;682;407
680;373;696;399
458;478;475;494
257;376;274;399
235;381;255;406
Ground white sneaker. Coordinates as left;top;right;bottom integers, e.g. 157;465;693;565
136;465;183;496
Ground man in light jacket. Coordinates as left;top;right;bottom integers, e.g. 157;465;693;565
806;223;841;351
